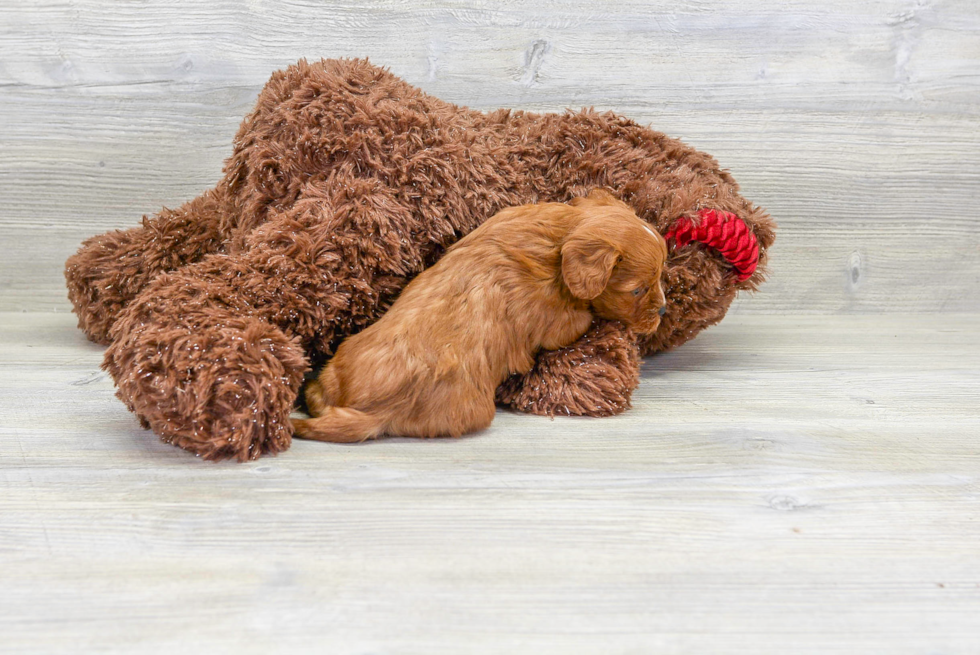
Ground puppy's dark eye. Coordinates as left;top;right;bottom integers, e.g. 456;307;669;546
632;286;647;297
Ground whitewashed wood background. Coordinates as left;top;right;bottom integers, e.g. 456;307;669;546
2;2;980;653
1;0;978;314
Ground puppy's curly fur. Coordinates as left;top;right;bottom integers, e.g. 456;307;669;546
64;58;775;460
292;190;667;443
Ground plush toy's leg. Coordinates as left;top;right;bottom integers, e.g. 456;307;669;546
65;187;229;344
102;243;318;461
105;304;307;461
496;320;641;417
103;176;422;460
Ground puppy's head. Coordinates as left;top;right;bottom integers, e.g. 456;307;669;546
562;190;668;333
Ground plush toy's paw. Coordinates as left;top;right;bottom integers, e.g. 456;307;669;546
495;320;641;417
65;227;161;345
104;306;308;461
65;190;227;344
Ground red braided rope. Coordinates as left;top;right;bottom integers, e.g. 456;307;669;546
665;209;760;281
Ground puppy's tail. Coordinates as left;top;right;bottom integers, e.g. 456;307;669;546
291;406;386;443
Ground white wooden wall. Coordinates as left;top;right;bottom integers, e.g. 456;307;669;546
1;0;978;314
3;4;980;652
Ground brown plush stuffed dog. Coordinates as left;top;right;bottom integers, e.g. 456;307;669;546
293;190;667;442
65;58;775;461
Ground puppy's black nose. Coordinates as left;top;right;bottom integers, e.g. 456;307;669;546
658;305;667;317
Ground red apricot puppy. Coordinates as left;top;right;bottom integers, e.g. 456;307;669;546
291;189;667;443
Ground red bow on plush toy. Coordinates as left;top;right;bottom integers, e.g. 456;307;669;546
667;208;761;281
65;58;775;461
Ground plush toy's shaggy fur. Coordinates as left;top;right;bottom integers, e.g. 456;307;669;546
65;58;775;461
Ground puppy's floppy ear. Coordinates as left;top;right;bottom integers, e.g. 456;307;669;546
561;231;619;300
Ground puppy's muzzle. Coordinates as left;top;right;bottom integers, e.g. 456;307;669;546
635;308;666;334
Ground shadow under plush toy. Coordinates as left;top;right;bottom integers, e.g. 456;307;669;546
65;58;775;461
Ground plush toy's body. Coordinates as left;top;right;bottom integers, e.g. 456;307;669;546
65;58;775;461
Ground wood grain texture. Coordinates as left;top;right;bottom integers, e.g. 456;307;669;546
1;312;978;653
1;0;979;313
1;4;979;647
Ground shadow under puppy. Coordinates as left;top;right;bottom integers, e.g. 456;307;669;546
291;189;668;443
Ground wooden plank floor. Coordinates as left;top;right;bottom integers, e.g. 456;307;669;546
1;312;978;653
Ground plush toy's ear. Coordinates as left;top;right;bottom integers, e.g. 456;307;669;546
561;230;619;300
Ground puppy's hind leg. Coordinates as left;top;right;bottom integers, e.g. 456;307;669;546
291;407;386;443
304;365;340;417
